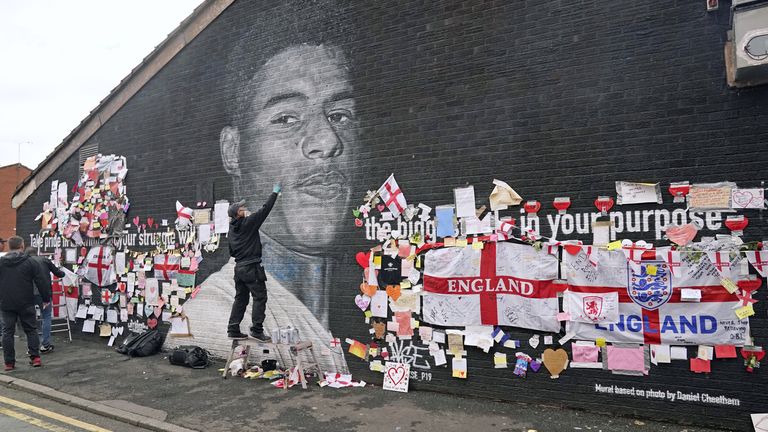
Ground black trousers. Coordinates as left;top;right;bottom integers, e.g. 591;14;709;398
2;305;40;363
227;262;268;334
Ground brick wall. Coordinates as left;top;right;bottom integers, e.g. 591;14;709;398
0;163;31;247
16;1;768;429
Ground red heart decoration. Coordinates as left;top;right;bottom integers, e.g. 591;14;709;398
563;244;582;255
552;199;571;212
147;318;158;329
725;216;748;232
387;365;407;386
523;201;541;214
594;197;614;213
665;223;698;246
147;217;154;227
133;216;140;228
377;204;386;212
354;218;363;227
741;347;766;361
355;251;370;268
141;224;146;230
118;282;126;292
737;278;762;292
668;184;690;199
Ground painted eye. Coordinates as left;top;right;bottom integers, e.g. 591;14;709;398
327;111;352;125
271;115;298;125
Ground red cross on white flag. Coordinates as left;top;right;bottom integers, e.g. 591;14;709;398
84;246;115;287
745;249;768;278
706;251;732;279
154;254;180;280
378;174;407;218
657;248;683;276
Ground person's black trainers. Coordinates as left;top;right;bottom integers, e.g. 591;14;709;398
227;331;248;339
249;332;271;342
40;345;54;354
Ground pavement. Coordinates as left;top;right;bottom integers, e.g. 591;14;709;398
0;333;731;432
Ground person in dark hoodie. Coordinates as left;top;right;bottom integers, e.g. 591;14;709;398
25;248;65;354
0;236;49;370
226;183;280;341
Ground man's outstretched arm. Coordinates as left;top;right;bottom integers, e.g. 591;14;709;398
243;183;281;230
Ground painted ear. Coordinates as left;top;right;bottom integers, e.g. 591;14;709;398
220;126;241;177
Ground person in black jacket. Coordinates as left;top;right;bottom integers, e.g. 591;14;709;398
0;237;49;370
26;248;65;353
226;184;280;341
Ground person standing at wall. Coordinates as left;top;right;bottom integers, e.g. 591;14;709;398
0;237;48;370
25;247;65;353
226;186;280;341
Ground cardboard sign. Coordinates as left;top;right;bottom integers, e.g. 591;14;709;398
382;361;410;393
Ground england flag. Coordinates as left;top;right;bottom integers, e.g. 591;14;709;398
564;248;749;346
422;242;561;332
378;174;407;218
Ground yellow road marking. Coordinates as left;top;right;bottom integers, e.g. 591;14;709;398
0;406;74;432
0;395;112;432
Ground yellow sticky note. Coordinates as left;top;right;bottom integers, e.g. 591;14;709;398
364;310;373;319
400;280;412;289
444;237;456;247
735;304;755;319
413;320;420;328
646;265;657;276
369;347;378;356
373;255;382;268
406;254;416;262
455;238;468;248
720;278;738;294
472;241;484;250
606;241;623;251
596;337;607;347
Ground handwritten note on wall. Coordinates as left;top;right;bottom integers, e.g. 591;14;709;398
615;181;662;205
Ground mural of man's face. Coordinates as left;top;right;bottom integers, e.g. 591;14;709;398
221;44;358;254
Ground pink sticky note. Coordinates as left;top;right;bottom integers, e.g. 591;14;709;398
606;346;645;372
395;311;413;337
489;234;498;242
572;345;599;363
690;358;711;373
556;312;571;321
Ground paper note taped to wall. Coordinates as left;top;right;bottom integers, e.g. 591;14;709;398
615;181;663;205
687;183;735;210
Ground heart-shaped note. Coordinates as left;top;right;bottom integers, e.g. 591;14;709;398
529;334;540;349
355;294;371;311
355;251;371;268
732;190;757;208
403;206;418;221
529;359;542;372
665;223;698;246
354;218;363;227
132;216;140;228
144;303;153;317
147;217;154;227
386;284;401;301
147;318;158;329
352;209;361;218
154;306;163;317
360;282;377;297
387;364;407;386
542;348;568;379
563;244;582;256
377;204;386;212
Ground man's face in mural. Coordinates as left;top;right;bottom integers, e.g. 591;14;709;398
221;44;358;254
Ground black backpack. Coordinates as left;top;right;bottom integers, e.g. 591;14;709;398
116;329;164;357
169;345;210;369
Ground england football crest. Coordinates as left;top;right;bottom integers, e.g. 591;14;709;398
627;261;672;310
582;296;603;321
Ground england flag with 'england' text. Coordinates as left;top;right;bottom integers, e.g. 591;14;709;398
422;242;561;332
564;248;749;346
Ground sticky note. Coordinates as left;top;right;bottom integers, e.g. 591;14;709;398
720;278;738;294
364;310;373;319
596;337;606;347
556;312;571;321
606;240;623;251
455;238;468;248
493;352;507;369
690;358;711;373
646;264;657;276
714;345;737;359
472;241;484;250
443;237;456;247
735;304;755;319
400;280;412;289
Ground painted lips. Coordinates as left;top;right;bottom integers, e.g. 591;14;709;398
295;170;348;200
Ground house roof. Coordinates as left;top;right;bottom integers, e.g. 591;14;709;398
11;0;235;209
0;163;32;172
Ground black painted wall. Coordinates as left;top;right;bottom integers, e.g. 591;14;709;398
17;1;768;429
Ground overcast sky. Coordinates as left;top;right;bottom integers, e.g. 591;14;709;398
0;0;202;170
